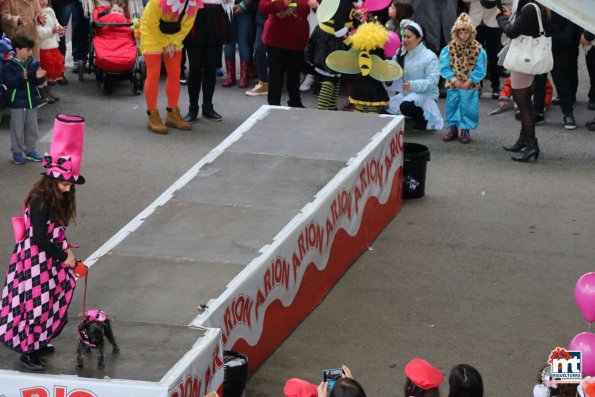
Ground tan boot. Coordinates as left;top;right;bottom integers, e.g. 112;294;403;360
245;81;268;96
147;109;168;134
165;107;192;130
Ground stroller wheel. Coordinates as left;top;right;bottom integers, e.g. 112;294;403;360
77;60;85;82
132;80;142;96
102;81;113;96
95;70;104;82
139;59;147;81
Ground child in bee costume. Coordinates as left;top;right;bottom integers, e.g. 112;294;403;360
326;22;402;113
308;0;360;110
439;13;486;144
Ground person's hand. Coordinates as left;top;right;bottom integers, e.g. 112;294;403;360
498;100;507;107
37;13;47;24
402;82;411;90
276;8;295;18
501;5;511;17
308;0;318;8
52;25;61;33
317;382;328;397
452;79;463;89
233;4;243;14
19;14;31;27
462;79;472;89
581;33;591;47
36;68;47;78
64;249;76;268
342;365;352;378
59;26;67;35
164;44;175;58
353;9;366;22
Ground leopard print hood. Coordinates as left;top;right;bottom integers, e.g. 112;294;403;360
450;13;477;45
446;12;482;90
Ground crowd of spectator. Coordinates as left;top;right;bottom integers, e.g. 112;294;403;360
0;0;593;164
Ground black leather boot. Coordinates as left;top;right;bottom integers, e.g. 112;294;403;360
20;353;46;370
503;130;527;152
202;104;222;122
39;344;55;355
512;139;539;162
183;105;199;123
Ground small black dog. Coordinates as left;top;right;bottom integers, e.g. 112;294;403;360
76;309;119;368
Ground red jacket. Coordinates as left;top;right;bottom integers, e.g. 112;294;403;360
259;0;310;51
500;76;553;106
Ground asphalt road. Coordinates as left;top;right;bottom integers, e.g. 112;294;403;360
0;55;593;397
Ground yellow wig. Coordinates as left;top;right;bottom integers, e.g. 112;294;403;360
351;22;389;52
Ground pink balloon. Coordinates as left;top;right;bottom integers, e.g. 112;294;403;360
364;0;391;12
570;332;595;376
576;273;595;323
384;31;401;59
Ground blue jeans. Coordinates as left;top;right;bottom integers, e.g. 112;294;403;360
224;13;254;61
253;24;267;81
53;0;89;61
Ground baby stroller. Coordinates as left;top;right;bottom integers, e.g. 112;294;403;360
80;0;145;95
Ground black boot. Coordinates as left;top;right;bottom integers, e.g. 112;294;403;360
511;139;539;162
40;87;55;104
503;130;527;152
183;105;199;123
20;353;46;371
202;104;222;122
39;344;55;355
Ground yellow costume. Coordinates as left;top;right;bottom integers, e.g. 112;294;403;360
140;0;200;53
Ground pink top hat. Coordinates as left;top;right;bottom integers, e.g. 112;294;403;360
42;114;86;184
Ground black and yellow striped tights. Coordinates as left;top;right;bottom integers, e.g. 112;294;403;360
317;80;341;110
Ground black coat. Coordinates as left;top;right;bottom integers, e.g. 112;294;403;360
497;0;542;39
3;52;45;109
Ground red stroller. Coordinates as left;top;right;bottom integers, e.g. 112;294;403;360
79;0;145;95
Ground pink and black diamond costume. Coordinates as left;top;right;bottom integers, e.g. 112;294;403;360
0;114;85;370
0;200;76;353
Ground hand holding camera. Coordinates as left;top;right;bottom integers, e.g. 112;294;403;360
318;365;352;396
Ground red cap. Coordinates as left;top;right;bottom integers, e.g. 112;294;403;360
284;378;318;397
405;358;443;390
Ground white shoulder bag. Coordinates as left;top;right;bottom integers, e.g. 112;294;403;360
503;2;553;75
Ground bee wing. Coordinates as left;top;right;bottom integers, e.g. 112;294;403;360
369;55;404;82
317;0;340;23
326;49;361;74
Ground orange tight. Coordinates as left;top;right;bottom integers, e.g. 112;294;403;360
144;51;183;111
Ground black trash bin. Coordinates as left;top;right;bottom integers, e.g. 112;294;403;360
403;143;430;199
223;351;249;397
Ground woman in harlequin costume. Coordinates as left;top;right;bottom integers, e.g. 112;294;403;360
439;12;486;144
307;0;360;110
326;21;402;113
0;115;85;371
140;0;202;134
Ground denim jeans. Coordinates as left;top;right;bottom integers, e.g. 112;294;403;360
253;24;267;81
53;0;89;61
224;13;254;61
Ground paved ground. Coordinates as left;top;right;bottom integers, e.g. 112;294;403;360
0;52;593;396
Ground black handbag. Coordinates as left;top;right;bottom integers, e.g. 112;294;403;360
158;0;190;34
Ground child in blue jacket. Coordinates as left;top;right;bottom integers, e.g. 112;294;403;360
439;13;486;144
4;32;46;164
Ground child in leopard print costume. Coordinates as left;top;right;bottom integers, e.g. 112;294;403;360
439;13;487;144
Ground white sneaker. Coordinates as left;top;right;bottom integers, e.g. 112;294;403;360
299;74;315;92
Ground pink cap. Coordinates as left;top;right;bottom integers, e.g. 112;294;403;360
42;114;85;184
